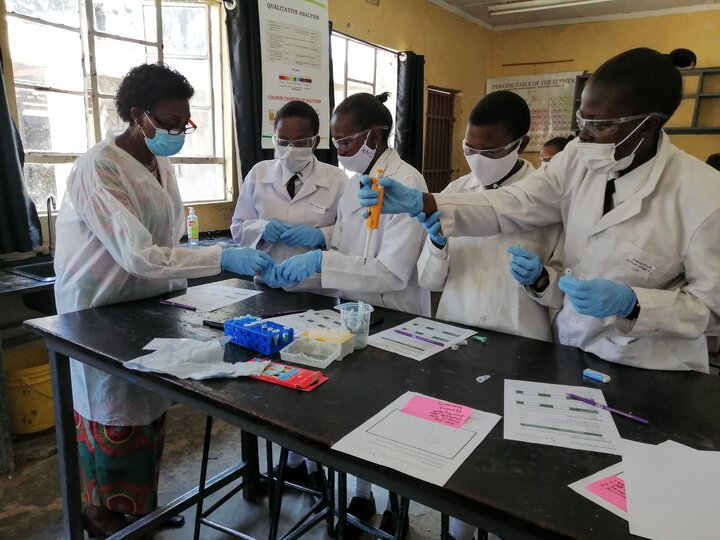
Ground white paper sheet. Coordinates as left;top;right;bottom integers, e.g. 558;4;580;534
163;284;262;312
265;309;342;335
503;379;622;455
622;439;720;540
143;338;194;350
331;391;501;486
367;317;476;361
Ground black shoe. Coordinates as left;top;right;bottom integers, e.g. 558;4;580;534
379;509;409;539
273;461;310;487
341;494;377;540
125;513;185;529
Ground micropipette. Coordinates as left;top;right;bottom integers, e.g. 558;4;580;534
362;168;385;265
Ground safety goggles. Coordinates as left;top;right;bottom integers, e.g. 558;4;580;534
272;134;318;148
463;137;522;159
331;127;388;152
575;110;667;138
144;111;196;135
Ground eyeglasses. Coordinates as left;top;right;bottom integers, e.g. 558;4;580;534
463;138;521;159
144;111;197;135
575;110;666;138
272;134;318;148
331;127;388;152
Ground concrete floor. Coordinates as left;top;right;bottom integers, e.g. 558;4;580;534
0;404;451;539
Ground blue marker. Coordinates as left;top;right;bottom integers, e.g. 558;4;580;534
583;368;611;383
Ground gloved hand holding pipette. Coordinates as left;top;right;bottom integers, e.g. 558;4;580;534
358;176;424;216
361;168;385;265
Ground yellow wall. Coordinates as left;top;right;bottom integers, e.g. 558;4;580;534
489;10;720;165
329;0;492;181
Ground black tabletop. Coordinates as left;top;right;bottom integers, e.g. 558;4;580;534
25;278;720;539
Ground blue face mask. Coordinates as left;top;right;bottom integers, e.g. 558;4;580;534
141;112;186;157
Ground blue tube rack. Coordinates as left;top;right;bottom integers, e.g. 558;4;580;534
224;316;294;355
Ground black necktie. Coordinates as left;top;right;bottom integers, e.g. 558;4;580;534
286;174;298;199
603;178;616;215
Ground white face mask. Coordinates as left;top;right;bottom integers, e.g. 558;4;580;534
274;145;314;173
337;133;377;174
465;145;520;187
576;116;650;174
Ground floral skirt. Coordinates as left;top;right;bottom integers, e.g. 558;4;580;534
74;411;166;515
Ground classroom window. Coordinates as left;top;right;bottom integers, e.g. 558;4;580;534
331;31;398;148
5;0;227;210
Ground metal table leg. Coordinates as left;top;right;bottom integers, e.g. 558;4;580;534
48;349;84;540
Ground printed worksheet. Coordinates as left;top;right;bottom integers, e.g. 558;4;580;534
503;379;622;455
332;391;501;486
367;318;476;361
162;284;261;312
265;310;342;334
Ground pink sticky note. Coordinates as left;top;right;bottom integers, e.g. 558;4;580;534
586;475;627;512
401;395;471;428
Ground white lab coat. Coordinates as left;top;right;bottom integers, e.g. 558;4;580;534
417;160;563;341
230;157;347;264
54;131;222;425
317;148;430;316
434;133;720;372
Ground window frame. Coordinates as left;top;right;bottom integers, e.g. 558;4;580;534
4;0;231;211
331;30;398;146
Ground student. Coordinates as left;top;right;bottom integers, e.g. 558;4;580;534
53;63;273;537
275;93;430;317
417;91;563;348
539;135;574;167
275;92;430;538
359;47;720;373
230;100;347;286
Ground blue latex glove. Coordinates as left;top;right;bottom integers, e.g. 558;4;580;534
358;175;424;216
221;247;275;276
558;276;637;318
262;219;291;243
279;224;326;248
507;245;543;286
259;265;291;289
276;250;322;283
416;211;446;246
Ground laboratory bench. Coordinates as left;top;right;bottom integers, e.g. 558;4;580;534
24;277;720;540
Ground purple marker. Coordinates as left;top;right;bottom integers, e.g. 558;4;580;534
159;299;197;311
394;329;445;347
567;393;649;425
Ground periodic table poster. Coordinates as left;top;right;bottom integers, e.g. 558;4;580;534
486;72;582;151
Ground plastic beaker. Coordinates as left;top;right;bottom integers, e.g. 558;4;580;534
336;302;374;350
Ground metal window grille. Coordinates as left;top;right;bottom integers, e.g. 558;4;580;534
423;88;455;192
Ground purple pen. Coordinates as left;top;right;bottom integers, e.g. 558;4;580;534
159;299;197;311
394;329;445;347
567;393;649;425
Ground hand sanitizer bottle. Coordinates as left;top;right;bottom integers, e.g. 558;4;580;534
187;206;199;246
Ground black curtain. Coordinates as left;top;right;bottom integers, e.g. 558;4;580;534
0;51;42;255
395;51;425;172
225;3;336;181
